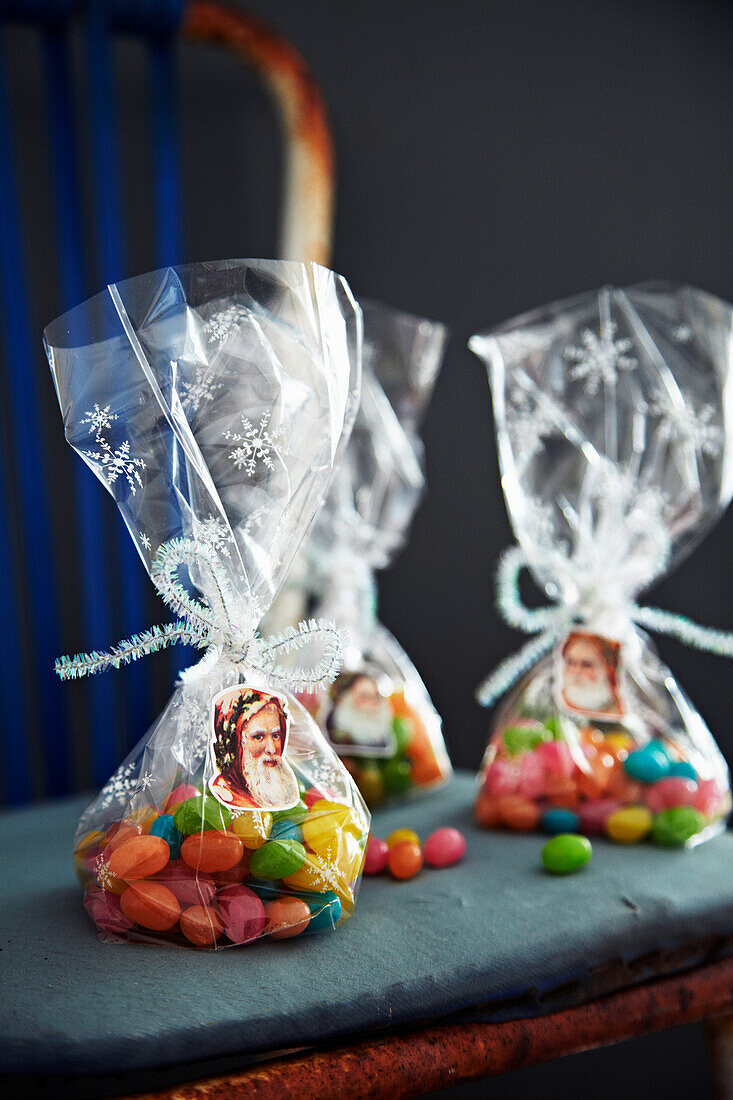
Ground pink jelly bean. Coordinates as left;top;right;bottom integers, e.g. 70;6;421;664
154;861;216;907
165;784;200;812
518;752;546;800
694;778;724;818
218;884;266;944
485;759;520;795
364;835;389;874
84;884;134;935
577;799;622;836
536;741;574;778
424;828;466;868
645;777;698;813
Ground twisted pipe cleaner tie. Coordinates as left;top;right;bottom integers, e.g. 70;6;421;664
476;544;733;708
55;538;345;694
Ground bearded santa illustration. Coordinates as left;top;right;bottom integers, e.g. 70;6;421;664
209;687;299;811
325;671;395;757
557;631;623;719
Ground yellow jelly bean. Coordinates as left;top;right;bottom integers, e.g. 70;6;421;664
386;828;420;849
232;810;272;849
605;805;653;843
302;800;361;860
283;838;364;914
604;734;634;755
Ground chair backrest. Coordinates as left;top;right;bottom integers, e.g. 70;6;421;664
0;0;334;805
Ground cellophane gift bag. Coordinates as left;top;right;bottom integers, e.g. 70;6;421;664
44;260;372;947
263;301;452;807
469;283;733;848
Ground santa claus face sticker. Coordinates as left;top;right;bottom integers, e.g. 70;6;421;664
208;686;299;812
323;670;397;758
555;631;625;722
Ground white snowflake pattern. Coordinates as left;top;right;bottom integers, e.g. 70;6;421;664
203;305;250;350
505;386;557;467
81;403;117;434
225;412;282;478
94;854;115;893
649;388;723;458
83;437;146;495
563;321;638;395
180;367;221;416
96;759;143;812
196;516;233;559
139;532;151;551
172;691;211;766
672;325;692;343
135;772;154;793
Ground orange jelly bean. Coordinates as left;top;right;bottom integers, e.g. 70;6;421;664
180;830;244;873
107;835;170;881
387;840;423;880
496;794;541;831
106;821;144;852
474;794;502;829
120;881;180;931
180;904;225;947
264;896;311;939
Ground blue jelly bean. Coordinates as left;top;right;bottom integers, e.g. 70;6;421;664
150;814;182;859
667;761;698;781
623;747;670;784
298;890;342;933
541;808;579;835
246;879;282;902
270;818;304;844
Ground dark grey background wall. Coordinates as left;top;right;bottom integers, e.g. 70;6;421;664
2;1;731;1097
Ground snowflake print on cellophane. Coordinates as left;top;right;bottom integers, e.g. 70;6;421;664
45;260;372;948
262;300;452;807
469;284;733;848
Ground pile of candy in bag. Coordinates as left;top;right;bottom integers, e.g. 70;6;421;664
44;260;373;947
469;283;733;848
262;300;452;807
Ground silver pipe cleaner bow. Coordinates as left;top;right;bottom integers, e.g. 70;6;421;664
55;538;345;693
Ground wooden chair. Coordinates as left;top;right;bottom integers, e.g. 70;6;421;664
1;7;732;1100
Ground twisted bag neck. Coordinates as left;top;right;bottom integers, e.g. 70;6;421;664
56;538;344;694
477;543;733;707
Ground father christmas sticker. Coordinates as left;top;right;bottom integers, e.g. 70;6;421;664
208;686;299;812
554;630;626;723
321;668;398;758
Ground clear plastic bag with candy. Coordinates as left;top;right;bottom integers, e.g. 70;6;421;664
44;260;371;946
470;283;733;848
263;301;452;807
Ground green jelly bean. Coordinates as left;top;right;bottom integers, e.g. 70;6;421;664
503;726;549;755
391;716;412;756
541;833;592;875
271;799;307;823
249;838;307;880
381;758;413;795
172;794;231;835
652;806;706;847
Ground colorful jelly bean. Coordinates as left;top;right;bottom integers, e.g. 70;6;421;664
645;777;698;813
356;767;385;807
303;787;327;809
218;884;266;944
120;881;180;931
474;794;502;829
180;831;244;873
667;761;698;781
652;806;706;847
387;841;423;880
107;835;171;881
84;884;134;935
302;801;360;859
541;834;592;874
693;778;724;817
605;806;653;843
180;904;224;947
496;793;541;831
165;784;200;812
381;759;413;795
150;814;183;859
172;795;232;835
423;827;466;868
624;744;671;784
153;862;216;907
249;838;307;880
577;799;622;836
231;810;272;849
363;835;389;874
484;759;520;796
541;808;580;835
264;896;311;939
300;890;342;932
270;818;303;843
386;827;420;849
